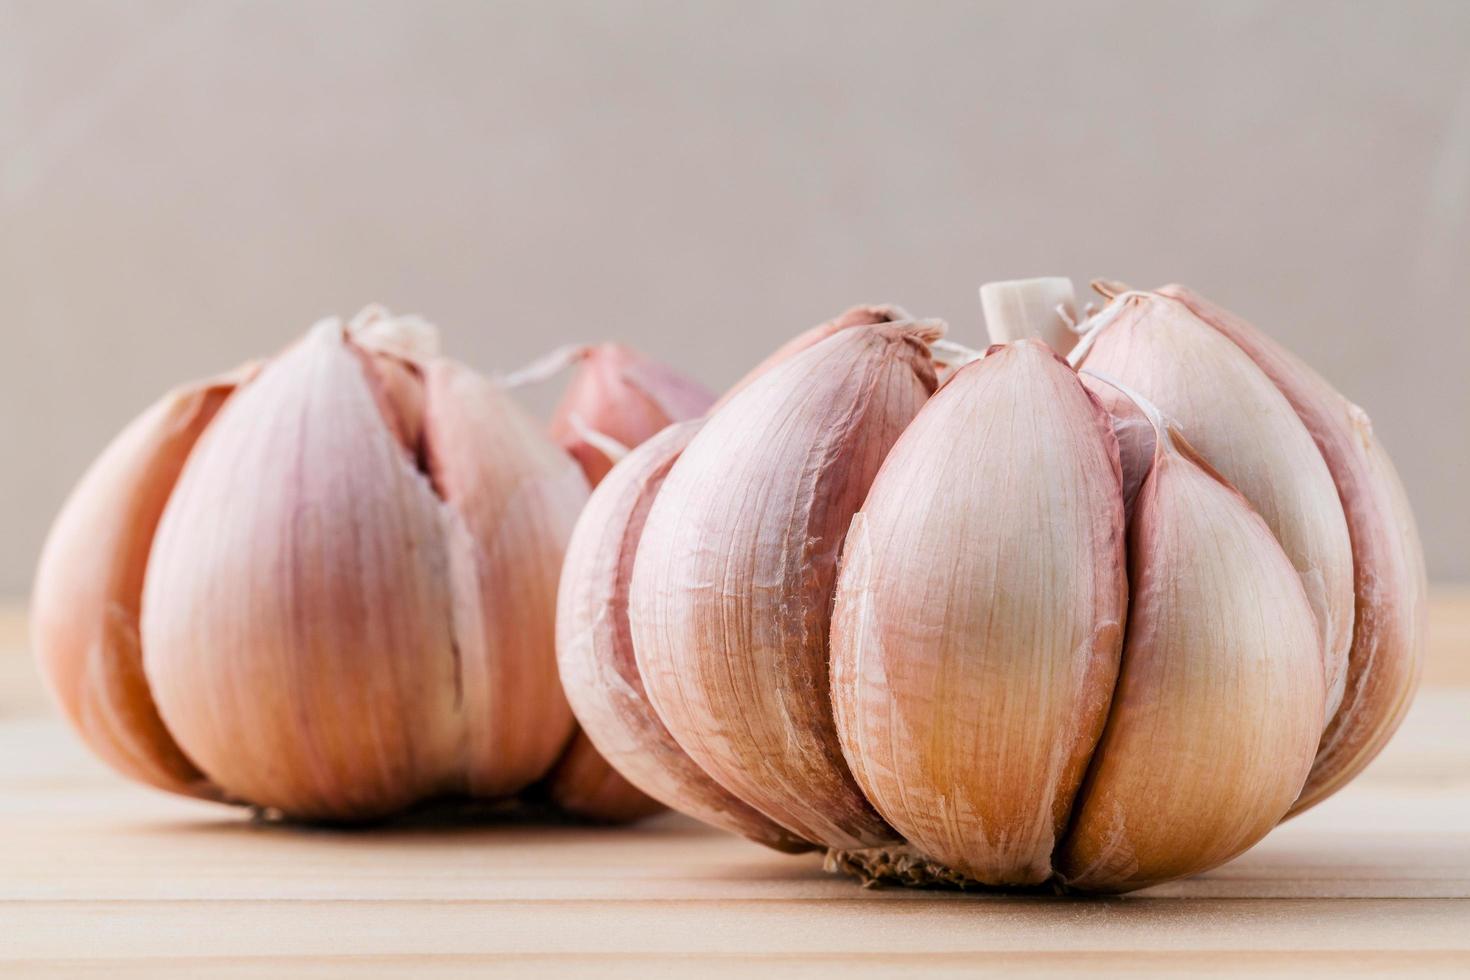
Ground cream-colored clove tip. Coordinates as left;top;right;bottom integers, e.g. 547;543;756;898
348;304;442;361
979;277;1080;354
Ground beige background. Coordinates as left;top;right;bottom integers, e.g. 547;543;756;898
1;0;1466;594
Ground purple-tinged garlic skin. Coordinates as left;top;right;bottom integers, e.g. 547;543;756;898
630;324;938;849
556;420;811;850
549;343;715;487
714;304;910;409
1158;284;1428;816
831;340;1127;886
31;364;256;802
1074;293;1355;725
35;314;591;822
1057;424;1324;892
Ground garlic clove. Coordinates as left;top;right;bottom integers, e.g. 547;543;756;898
1057;416;1325;893
422;357;591;800
548;344;715;486
141;323;464;819
1156;284;1428;816
715;304;912;408
1073;293;1355;724
31;365;256;801
830;340;1127;886
979;278;1081;355
630;324;939;849
557;420;812;851
544;731;666;823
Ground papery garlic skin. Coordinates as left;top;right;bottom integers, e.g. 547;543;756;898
715;304;910;408
37;312;592;821
630;324;939;849
1057;427;1324;892
544;731;667;823
535;342;708;821
549;343;715;486
830;340;1127;886
1157;285;1428;816
141;325;462;817
422;358;590;800
30;365;256;801
556;421;811;850
1074;294;1355;722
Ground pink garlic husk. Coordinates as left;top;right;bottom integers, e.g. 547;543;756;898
547;343;716;486
32;310;592;821
1154;283;1429;816
555;420;812;851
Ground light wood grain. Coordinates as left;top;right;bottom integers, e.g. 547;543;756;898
1;591;1467;977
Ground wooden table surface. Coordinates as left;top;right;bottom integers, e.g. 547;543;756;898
1;592;1467;978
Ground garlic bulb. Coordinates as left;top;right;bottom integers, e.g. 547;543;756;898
1155;284;1428;815
549;277;1423;894
830;340;1127;885
32;310;590;821
629;321;941;848
544;343;715;486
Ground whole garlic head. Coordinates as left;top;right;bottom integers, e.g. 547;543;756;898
555;282;1425;895
31;309;592;821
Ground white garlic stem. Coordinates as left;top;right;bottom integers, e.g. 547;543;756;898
979;277;1080;354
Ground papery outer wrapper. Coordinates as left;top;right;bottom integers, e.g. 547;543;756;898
714;305;910;409
549;344;715;486
630;324;937;849
31;364;257;801
422;358;590;801
830;340;1127;886
1074;293;1355;724
1156;284;1428;815
142;325;465;818
1057;430;1324;891
556;420;811;850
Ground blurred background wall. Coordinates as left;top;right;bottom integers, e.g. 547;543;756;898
1;0;1467;593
